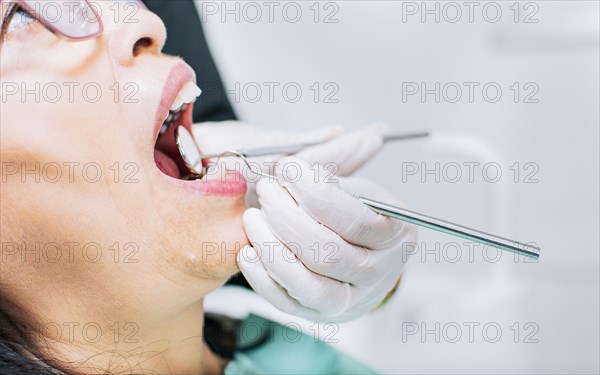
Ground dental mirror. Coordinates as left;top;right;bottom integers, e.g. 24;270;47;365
175;125;204;178
174;125;540;259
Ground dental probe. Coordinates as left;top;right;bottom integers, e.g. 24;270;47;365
198;131;430;160
175;126;540;259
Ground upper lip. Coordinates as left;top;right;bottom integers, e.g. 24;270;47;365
153;61;197;142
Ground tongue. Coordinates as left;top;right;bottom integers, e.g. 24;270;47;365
154;149;181;178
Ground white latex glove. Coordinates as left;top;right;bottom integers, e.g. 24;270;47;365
193;121;416;321
237;147;418;322
192;121;383;206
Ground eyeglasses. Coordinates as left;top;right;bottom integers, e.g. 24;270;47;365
12;0;146;41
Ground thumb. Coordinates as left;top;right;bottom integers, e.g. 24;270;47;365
234;124;345;148
288;124;345;144
241;124;345;176
296;123;388;176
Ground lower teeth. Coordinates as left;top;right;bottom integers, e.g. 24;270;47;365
159;123;170;134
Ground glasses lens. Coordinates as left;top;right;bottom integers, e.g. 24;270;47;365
19;0;101;40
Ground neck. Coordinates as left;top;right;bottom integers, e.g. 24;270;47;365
39;299;226;374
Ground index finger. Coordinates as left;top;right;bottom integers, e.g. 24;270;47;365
275;157;407;250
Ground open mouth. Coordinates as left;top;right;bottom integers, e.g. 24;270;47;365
149;63;246;196
154;80;201;179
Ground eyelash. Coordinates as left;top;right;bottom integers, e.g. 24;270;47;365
1;4;37;41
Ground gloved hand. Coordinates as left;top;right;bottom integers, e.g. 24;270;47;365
237;148;418;322
193;121;417;321
192;121;383;206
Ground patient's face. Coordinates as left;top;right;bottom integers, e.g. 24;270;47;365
0;2;247;313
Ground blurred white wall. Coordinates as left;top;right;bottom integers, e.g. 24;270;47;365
199;1;600;373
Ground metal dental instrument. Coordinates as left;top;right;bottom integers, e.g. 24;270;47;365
357;197;540;259
175;125;429;177
199;131;430;160
175;126;540;259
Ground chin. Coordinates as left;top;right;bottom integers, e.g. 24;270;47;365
147;196;247;287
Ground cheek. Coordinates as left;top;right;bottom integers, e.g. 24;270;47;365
0;69;125;163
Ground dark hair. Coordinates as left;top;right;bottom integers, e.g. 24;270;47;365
1;290;244;374
0;292;72;374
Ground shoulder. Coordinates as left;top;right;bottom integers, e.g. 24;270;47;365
225;314;378;375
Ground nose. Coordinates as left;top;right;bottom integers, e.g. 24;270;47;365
103;3;167;65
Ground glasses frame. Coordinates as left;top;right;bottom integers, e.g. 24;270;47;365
14;0;146;41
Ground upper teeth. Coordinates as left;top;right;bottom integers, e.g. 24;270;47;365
160;82;202;134
170;81;202;111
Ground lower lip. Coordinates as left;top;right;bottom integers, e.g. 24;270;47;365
198;169;248;195
163;169;247;196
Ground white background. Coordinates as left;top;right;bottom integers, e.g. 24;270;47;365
199;1;600;373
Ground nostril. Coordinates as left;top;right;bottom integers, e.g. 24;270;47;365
132;37;153;56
